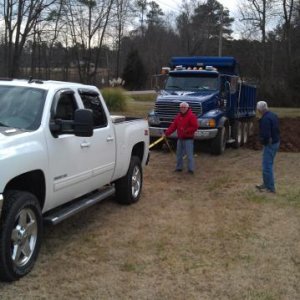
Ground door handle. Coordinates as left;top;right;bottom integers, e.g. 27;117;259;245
80;142;91;148
106;136;114;142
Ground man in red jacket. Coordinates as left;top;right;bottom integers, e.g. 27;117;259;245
164;102;198;174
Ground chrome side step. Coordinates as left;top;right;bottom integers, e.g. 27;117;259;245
43;186;115;225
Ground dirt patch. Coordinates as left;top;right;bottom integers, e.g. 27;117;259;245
247;117;300;152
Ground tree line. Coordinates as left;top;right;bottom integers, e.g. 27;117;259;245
0;0;299;107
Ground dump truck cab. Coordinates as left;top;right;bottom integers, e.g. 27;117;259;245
148;56;256;154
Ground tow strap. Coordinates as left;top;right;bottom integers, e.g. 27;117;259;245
149;136;174;153
149;136;164;149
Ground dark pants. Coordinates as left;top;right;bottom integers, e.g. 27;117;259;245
262;142;280;192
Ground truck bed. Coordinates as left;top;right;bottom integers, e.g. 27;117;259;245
111;115;143;124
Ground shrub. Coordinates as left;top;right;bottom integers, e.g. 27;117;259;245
101;87;127;112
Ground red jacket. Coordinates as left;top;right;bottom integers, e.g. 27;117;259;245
165;108;198;139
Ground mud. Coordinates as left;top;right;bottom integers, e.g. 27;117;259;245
247;117;300;152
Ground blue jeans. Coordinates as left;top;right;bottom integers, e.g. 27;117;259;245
262;142;280;192
176;139;195;171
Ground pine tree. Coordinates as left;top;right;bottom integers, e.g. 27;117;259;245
122;49;147;90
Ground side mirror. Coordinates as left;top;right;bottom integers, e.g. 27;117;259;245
221;81;230;98
225;81;231;90
74;109;93;137
49;109;93;137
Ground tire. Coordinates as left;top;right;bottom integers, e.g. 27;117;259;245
248;121;254;137
115;156;143;205
241;121;249;145
211;126;227;155
232;121;242;148
0;190;43;282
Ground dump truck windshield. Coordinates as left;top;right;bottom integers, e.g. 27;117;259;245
165;72;219;91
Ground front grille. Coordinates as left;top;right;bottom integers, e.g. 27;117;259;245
155;101;202;125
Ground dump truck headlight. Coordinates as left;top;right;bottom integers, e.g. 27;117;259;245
198;118;216;128
148;114;160;125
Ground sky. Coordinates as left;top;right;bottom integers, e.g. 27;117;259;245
155;0;239;15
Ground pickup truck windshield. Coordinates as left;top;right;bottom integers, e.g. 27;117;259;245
165;73;219;91
0;86;46;130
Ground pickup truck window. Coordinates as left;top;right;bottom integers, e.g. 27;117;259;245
80;93;107;128
0;86;46;130
55;94;77;120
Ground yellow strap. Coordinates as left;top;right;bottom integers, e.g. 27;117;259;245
149;136;165;149
149;136;174;155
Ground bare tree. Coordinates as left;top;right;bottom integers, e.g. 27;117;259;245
113;0;135;77
239;0;277;86
65;0;114;83
23;0;66;79
176;0;195;55
282;0;295;66
136;0;147;36
1;0;56;77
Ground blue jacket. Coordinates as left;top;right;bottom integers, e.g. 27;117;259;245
259;111;280;145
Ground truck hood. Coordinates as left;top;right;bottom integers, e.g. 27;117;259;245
0;127;28;147
158;90;218;102
0;127;26;137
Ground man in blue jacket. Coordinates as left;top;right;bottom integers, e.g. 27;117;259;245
256;101;280;193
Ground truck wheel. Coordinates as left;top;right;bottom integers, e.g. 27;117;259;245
248;121;254;136
115;156;143;205
211;126;227;155
241;122;249;145
232;121;242;148
0;191;42;282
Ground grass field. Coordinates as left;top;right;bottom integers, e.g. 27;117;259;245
122;91;300;119
1;149;299;299
1;98;300;299
271;107;300;118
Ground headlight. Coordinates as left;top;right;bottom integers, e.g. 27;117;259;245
148;114;160;125
198;118;216;128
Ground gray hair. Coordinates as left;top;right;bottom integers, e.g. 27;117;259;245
180;102;189;108
256;101;268;112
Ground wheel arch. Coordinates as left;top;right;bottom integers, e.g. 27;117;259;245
4;170;46;210
217;116;229;129
131;142;145;163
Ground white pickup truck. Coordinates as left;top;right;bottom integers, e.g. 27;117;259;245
0;79;150;281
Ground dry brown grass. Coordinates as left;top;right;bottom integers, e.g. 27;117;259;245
1;147;300;300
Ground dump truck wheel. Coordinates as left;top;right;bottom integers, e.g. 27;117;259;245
211;126;227;155
232;121;242;148
241;121;249;145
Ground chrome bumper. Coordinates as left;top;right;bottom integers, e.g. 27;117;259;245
149;127;218;140
0;194;3;218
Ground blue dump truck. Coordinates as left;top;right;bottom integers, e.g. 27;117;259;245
148;56;257;154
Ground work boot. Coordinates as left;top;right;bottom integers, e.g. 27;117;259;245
255;184;266;191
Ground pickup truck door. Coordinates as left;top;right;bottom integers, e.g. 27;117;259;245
45;89;115;210
78;89;116;187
